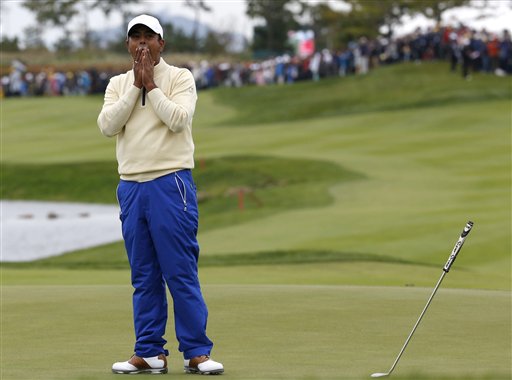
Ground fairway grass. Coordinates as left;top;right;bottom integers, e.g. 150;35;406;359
2;91;510;289
193;98;511;290
1;281;510;380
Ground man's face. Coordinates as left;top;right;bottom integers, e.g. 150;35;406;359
126;24;165;64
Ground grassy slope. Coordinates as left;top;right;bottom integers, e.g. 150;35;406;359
1;62;510;379
1;62;510;288
209;62;510;125
197;63;511;289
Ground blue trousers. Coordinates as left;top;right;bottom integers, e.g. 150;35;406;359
117;170;213;359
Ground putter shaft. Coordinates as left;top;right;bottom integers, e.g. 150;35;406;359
377;271;446;377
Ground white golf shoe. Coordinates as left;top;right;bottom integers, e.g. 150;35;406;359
112;354;168;374
184;355;224;375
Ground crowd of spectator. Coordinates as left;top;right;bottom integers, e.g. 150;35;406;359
1;60;113;97
190;25;512;88
2;24;511;98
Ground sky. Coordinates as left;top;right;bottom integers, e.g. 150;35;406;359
0;0;252;44
1;0;511;49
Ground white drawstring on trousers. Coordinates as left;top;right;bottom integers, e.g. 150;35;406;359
174;173;187;211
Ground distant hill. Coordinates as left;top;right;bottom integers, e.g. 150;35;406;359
90;14;245;52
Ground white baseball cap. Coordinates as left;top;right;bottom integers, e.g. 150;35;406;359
127;14;164;38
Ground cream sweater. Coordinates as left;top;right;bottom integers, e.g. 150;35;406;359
97;58;197;182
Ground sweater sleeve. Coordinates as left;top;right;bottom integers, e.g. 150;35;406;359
97;79;140;137
146;69;197;133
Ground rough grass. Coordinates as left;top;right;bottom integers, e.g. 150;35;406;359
1;155;362;231
0;247;423;270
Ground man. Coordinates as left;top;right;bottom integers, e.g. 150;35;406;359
97;14;223;375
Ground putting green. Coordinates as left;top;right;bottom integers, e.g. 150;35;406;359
1;276;510;380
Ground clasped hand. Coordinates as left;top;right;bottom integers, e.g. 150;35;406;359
133;47;156;91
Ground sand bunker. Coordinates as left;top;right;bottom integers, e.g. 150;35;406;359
1;200;122;262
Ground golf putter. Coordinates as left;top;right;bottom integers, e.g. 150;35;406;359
371;221;474;378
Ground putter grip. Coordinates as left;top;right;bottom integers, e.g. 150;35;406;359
443;221;474;272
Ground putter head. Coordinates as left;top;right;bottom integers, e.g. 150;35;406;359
371;373;389;378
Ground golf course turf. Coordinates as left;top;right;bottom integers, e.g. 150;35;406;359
1;62;510;379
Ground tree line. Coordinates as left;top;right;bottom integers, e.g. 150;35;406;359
0;0;500;56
